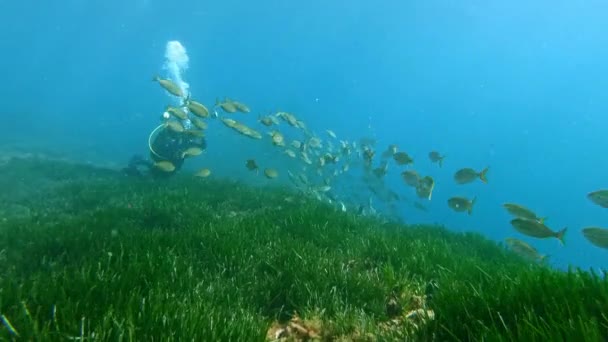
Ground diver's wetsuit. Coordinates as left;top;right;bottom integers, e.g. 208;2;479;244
124;126;207;178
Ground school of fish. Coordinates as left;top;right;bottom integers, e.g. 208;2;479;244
153;76;608;262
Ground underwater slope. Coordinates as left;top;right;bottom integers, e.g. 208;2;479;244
0;156;606;341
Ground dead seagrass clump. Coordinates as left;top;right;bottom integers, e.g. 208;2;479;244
379;285;436;338
266;313;322;341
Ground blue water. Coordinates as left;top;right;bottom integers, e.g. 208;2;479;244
2;1;607;271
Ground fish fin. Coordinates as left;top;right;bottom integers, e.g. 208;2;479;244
538;217;548;224
479;167;489;183
212;98;222;117
556;227;567;245
468;197;477;215
438;158;444;168
152;75;160;82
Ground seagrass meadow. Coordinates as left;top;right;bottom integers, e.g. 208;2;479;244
0;156;607;341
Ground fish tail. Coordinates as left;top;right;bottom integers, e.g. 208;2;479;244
438;157;444;168
479;167;489;183
556;227;567;245
152;75;160;82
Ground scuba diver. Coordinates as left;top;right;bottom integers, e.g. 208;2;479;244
123;113;207;178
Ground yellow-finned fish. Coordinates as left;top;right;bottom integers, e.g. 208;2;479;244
510;218;566;245
581;227;608;249
503;203;546;224
401;170;420;187
154;161;176;172
393;152;413;165
153;76;184;97
448;196;476;215
505;238;546;262
454;167;489;184
264;168;279;179
165;120;185;133
587;190;608;208
182;147;203;158
428;151;446;167
194;168;211;178
187;100;210;118
216;98;238;113
165;106;188;120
